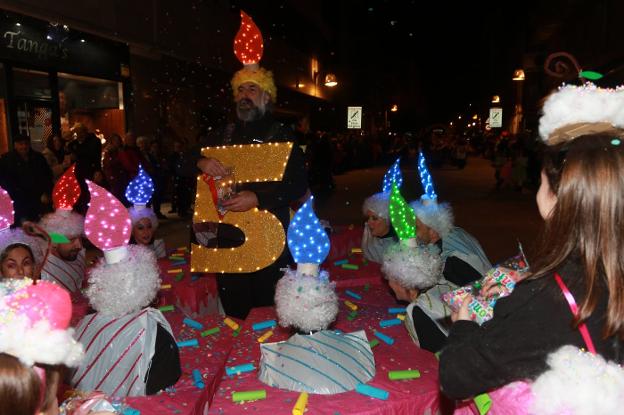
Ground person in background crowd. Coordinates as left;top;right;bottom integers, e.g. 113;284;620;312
102;133;129;203
146;140;167;219
66;123;102;213
117;131;145;205
0;134;53;223
42;133;70;180
168;139;193;218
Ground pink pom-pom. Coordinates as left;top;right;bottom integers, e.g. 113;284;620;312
0;186;14;231
8;281;72;330
84;180;132;251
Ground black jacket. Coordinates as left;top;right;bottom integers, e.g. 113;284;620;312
0;149;53;223
190;115;308;234
439;259;620;399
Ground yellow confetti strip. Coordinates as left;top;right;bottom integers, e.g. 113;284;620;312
224;317;240;331
344;300;358;311
167;268;183;274
397;314;405;321
257;330;273;343
160;284;172;290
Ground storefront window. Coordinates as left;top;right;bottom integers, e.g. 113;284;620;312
58;73;125;141
13;68;52;152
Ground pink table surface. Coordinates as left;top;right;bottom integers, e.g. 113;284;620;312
158;253;220;318
207;285;441;415
123;311;240;415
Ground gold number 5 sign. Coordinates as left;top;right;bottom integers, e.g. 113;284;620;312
191;142;294;274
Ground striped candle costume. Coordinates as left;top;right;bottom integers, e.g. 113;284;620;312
72;307;173;397
41;249;86;293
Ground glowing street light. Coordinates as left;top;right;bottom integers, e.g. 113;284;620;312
324;73;338;87
512;69;525;81
390;104;398;112
492;95;501;104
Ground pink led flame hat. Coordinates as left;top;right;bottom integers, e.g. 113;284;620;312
0;278;83;367
84;180;132;264
0;185;15;231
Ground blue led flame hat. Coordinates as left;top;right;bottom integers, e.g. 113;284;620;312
126;165;158;229
362;158;404;220
288;196;330;267
411;151;453;238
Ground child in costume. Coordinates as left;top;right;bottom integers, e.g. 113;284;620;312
71;181;180;397
361;158;401;263
126;165;166;258
0;278;84;415
440;84;624;414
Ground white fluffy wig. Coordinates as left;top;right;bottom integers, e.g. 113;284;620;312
410;200;454;239
0;228;45;266
531;345;624;415
128;206;158;230
275;269;339;333
39;210;84;238
539;83;624;144
362;192;390;221
382;242;443;290
85;245;161;318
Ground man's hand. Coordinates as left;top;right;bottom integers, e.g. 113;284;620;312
451;294;472;322
222;190;258;212
197;157;228;177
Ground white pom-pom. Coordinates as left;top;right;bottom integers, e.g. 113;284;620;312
539;84;624;142
382;243;443;290
275;269;338;332
531;345;624;415
362;192;390;220
86;245;160;318
39;210;84;238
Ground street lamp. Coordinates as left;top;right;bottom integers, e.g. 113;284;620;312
324;73;338;87
512;69;525;81
492;95;501;104
390;104;398;112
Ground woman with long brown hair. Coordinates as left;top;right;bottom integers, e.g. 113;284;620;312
439;85;624;404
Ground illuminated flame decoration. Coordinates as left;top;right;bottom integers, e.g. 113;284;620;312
125;164;154;206
0;186;14;231
233;10;264;65
52;164;81;210
287;196;330;264
382;158;403;194
85;180;131;251
389;182;416;241
418;151;437;201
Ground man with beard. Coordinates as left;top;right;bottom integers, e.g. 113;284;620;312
188;65;308;319
38;208;86;294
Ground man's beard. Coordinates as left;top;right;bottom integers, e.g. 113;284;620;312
59;249;80;261
236;98;265;122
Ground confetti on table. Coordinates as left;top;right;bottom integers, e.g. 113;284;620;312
388;369;420;380
345;290;362;300
380;319;402;328
224;317;240;331
341;264;359;270
201;327;220;337
344;300;358;311
232;389;266;403
355;384;389;400
167;268;183;274
159;305;174;312
374;331;395;345
257;330;273;343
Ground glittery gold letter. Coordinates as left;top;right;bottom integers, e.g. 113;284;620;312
191;143;293;273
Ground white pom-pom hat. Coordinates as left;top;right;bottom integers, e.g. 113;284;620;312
539;83;624;145
86;244;161;318
410;200;454;239
128;206;158;230
362;192;390;220
382;243;444;290
39;210;84;239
